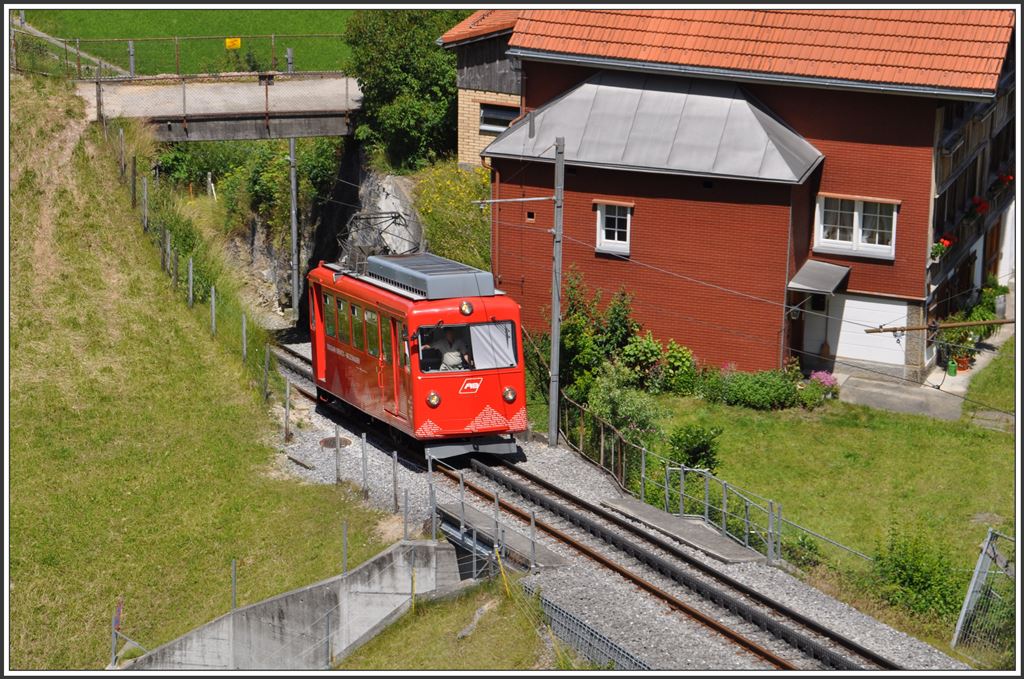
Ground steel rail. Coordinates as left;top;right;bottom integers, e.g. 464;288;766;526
488;461;902;671
276;343;794;669
432;463;797;671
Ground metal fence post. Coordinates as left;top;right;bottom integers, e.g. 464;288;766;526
325;609;332;668
459;472;466;532
679;466;686;516
721;481;728;534
334;423;341;483
130;156;137;208
142;176;148;232
430;485;437;541
640;448;646;501
286;46;293;73
95;78;103;122
188;257;193;307
492;494;500;577
392;450;399;513
767;500;775;562
128;39;135;78
361;433;368;499
241;313;247;362
210;285;216;335
599;421;605;467
472;528;478;578
663;462;670;513
231;558;237;610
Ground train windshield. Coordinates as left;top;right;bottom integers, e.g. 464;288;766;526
418;322;517;372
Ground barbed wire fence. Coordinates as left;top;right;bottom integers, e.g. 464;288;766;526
951;529;1016;669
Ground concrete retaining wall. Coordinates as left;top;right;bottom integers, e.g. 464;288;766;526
124;540;459;670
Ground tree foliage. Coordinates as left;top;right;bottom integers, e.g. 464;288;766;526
344;10;470;170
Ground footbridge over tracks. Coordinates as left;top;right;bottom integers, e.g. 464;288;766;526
75;71;360;141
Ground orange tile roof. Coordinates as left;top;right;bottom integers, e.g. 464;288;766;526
439;9;520;46
508;9;1015;93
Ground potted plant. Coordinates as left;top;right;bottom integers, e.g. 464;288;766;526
937;311;976;372
930;235;954;262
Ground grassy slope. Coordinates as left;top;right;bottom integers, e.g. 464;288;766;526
8;75;385;669
964;335;1017;415
658;396;1015;567
339;579;549;670
23;9;352;73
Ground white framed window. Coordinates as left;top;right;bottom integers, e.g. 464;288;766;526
479;104;518;133
595;203;631;255
814;195;897;260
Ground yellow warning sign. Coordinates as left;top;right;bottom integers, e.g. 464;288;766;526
225;37;241;50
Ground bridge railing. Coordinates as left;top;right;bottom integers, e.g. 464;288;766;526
11;29;349;79
92;71;359;129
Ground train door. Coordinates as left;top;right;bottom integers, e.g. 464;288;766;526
381;316;410;420
310;285;326;382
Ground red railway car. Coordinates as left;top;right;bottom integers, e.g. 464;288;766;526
307;254;528;458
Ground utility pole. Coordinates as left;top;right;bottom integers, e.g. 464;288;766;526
547;137;565;447
289;137;299;322
864;318;1014;334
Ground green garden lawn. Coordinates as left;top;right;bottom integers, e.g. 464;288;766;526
23;9;353;74
657;396;1015;569
964;335;1017;416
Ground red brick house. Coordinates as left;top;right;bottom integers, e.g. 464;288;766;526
440;9;1017;380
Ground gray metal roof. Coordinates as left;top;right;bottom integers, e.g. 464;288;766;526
365;253;495;300
787;260;850;295
483;71;823;184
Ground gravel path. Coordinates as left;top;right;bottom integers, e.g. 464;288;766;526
272;361;967;671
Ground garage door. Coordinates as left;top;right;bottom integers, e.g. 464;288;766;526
833;294;907;365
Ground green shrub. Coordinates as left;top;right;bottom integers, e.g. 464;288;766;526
968;303;998;341
596;288;640;356
782;532;825;569
663;340;697;395
587;361;663;447
697;367;728;404
871;523;966;620
666;424;722;473
621;331;663;392
797;380;827;410
724;370;798;410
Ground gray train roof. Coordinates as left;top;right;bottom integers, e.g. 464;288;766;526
365;253;495;300
483;70;823;184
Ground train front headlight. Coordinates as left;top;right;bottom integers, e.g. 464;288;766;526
426;391;441;408
502;386;517;403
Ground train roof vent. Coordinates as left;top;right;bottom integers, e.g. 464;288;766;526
365;253;495;300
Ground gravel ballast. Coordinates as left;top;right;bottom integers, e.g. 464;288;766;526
272;358;967;671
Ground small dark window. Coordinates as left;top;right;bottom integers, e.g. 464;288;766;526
526;211;535;222
810;294;826;312
480;104;518;133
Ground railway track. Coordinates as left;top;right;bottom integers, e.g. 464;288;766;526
273;341;900;671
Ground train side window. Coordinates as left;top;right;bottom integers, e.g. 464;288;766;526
381;316;392;364
323;293;336;338
365;309;380;357
400;322;409;369
352;304;364;351
336;298;350;343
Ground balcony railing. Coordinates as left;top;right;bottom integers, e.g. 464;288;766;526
929;176;1015;283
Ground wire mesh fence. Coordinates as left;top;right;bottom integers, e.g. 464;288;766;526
951;529;1016;669
11;28;348;78
556;390;874;572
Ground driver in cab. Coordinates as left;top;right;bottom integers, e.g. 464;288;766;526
423;327;472;370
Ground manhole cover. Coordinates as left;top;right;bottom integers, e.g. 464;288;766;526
320;436;352;448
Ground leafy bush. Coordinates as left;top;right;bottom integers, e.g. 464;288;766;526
596;289;640;356
666;424;722;473
797;380;827;410
413;160;491;270
621;331;663;392
871;524;966;620
724;370;798;410
344;10;470;169
663;340;697;395
937;310;975;359
782;532;825;569
968;302;999;341
587;361;663;447
696;367;728;404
